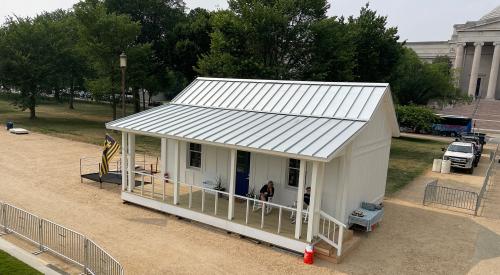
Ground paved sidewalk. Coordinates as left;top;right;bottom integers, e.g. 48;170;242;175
479;162;500;219
0;237;61;274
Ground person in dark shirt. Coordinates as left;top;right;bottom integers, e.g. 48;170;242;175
259;181;274;201
304;187;311;206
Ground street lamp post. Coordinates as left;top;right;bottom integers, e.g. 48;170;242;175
120;52;127;118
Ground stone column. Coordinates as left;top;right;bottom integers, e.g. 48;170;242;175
468;42;484;97
487;42;500;99
454;43;466;87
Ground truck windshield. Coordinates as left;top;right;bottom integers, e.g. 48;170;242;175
448;145;472;153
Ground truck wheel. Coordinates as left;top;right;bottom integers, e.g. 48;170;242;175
469;167;474;174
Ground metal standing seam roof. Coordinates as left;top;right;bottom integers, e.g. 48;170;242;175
107;77;393;162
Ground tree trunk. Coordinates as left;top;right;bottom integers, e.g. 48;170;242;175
133;88;140;113
112;94;117;120
29;94;36;119
69;81;75;110
142;90;146;111
54;90;61;102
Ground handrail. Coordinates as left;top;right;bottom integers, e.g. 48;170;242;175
319;210;347;228
318;210;345;256
475;144;499;215
132;170;171;182
233;194;300;213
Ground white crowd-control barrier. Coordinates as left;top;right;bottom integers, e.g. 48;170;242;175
0;202;124;275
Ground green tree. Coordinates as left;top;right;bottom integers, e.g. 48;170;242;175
197;0;329;79
105;0;187;100
172;8;213;83
390;48;459;105
347;4;403;82
38;10;89;109
301;17;355;81
0;15;59;119
74;0;141;119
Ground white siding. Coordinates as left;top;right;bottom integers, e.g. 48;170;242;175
320;158;341;219
342;100;393;223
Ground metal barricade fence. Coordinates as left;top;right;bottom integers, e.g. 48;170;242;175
2;203;41;246
0;202;124;275
86;239;123;275
423;180;479;212
41;219;86;266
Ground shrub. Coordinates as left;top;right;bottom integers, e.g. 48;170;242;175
396;105;439;133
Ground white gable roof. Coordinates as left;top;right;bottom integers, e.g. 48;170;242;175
173;77;389;121
107;77;399;162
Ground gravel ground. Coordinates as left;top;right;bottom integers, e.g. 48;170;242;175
0;130;499;275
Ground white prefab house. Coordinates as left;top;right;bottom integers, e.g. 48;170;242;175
106;77;399;256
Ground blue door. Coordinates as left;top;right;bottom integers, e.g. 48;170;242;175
235;151;251;196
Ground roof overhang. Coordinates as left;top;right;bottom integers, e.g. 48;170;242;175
106;104;367;162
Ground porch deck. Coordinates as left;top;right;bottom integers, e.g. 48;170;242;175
129;180;309;243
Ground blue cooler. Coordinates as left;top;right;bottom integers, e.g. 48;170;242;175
6;121;13;130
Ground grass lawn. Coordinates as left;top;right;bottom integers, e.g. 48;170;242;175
0;96;445;194
0;95;161;154
386;136;447;195
0;250;42;275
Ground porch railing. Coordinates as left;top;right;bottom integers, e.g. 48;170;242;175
128;170;308;240
318;210;347;256
80;154;159;180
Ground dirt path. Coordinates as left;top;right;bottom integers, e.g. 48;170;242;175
0;130;499;274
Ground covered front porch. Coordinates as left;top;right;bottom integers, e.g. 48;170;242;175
119;132;347;255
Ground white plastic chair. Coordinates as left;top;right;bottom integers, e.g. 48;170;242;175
253;195;273;214
290;201;309;224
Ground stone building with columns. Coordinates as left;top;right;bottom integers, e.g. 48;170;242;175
407;6;500;100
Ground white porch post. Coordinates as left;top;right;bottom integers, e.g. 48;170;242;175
127;133;135;192
228;149;237;220
468;42;484;97
487;42;500;99
294;159;306;239
161;138;168;179
454;43;465;87
172;140;180;205
306;162;325;242
121;132;128;192
306;162;324;242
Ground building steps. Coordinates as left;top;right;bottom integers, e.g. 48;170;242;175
314;229;360;264
437;100;500;133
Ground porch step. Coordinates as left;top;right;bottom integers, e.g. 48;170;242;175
314;233;361;264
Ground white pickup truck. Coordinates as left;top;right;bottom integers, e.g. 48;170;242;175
443;142;476;174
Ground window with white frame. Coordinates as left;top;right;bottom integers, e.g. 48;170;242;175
287;158;301;187
188;143;202;168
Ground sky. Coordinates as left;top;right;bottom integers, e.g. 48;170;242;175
1;0;499;41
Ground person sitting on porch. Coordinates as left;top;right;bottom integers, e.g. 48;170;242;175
304;187;311;206
291;187;311;224
259;181;274;202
